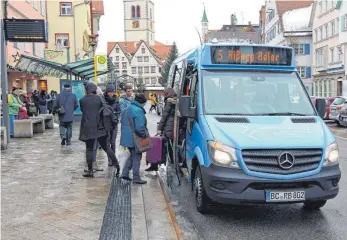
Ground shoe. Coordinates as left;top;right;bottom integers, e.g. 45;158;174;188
83;170;94;178
145;165;159;172
66;142;71;146
121;176;132;181
61;138;66;146
133;179;147;184
114;164;120;177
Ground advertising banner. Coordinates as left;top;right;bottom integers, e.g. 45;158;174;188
60;80;85;115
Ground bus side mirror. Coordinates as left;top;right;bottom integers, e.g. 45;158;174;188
179;96;196;118
315;98;326;119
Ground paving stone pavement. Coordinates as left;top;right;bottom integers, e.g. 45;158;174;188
1;124;177;240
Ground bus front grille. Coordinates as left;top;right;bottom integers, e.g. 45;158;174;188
241;149;323;175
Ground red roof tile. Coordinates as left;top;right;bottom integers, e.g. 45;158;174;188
92;0;104;15
107;41;172;61
276;0;312;17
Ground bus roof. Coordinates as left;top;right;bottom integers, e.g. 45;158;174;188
181;43;296;72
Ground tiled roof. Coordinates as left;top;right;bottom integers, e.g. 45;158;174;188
91;0;104;15
276;0;312;17
208;31;260;43
107;41;172;62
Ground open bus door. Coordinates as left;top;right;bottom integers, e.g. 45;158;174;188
165;61;189;188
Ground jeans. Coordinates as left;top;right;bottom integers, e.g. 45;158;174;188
59;121;73;143
39;105;47;114
107;125;118;163
9;114;18;137
121;148;142;181
92;139;98;162
85;136;118;171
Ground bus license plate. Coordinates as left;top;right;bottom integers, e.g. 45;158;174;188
265;190;305;202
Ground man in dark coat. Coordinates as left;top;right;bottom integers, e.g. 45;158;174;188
146;88;177;172
79;82;120;178
120;93;148;184
53;83;78;146
104;83;121;166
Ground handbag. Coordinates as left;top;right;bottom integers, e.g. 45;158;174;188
126;109;153;153
28;105;37;114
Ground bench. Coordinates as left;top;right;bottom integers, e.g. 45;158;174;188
1;126;8;150
34;114;54;129
14;118;45;138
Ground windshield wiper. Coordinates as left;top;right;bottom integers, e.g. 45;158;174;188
259;112;309;116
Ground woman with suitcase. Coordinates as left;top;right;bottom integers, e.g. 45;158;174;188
145;88;177;172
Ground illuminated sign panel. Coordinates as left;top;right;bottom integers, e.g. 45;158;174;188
4;19;47;42
211;46;292;66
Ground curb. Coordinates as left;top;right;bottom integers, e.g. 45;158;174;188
157;173;184;240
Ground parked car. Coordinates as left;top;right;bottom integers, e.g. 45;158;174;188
329;96;347;124
310;96;316;105
323;97;336;120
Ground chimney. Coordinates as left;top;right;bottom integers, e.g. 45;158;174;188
231;14;235;26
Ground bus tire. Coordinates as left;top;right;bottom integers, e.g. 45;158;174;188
303;200;327;210
194;166;210;214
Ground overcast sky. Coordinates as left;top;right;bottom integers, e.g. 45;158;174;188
96;0;264;55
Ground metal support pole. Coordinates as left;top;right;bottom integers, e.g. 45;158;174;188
66;47;70;63
1;18;10;141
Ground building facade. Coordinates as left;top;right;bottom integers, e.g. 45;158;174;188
338;1;347;87
264;0;313;95
107;0;172;90
311;0;344;97
124;0;155;46
4;0;47;92
45;0;101;91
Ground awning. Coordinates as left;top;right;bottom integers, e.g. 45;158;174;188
64;57;115;79
14;55;68;78
13;54;115;80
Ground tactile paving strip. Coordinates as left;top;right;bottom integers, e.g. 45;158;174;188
99;175;132;240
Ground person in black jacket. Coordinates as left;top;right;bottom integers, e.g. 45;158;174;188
104;83;121;166
146;88;177;172
79;82;120;178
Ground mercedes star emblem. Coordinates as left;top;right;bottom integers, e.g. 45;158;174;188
278;152;295;170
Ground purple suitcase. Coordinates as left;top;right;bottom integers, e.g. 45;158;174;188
146;136;163;164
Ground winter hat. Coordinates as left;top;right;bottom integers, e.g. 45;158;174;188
105;83;116;93
64;83;71;88
134;93;147;104
86;82;97;94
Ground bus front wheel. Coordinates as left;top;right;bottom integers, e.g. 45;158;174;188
194;166;210;214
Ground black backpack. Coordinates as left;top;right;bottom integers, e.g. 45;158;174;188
97;96;118;132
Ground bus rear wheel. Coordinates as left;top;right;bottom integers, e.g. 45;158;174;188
194;166;211;214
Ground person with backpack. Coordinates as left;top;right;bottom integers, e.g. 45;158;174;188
47;90;57;114
53;83;78;146
79;82;120;178
8;87;25;137
104;83;121;166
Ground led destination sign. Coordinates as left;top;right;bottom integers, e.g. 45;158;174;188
211;46;292;66
4;19;47;43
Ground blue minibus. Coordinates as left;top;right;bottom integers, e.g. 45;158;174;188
167;44;341;213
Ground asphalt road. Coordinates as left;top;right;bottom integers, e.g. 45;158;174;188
145;111;347;240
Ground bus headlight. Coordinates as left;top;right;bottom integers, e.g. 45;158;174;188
323;142;339;167
208;141;240;169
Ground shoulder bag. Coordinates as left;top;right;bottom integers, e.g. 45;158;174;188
126;109;153;153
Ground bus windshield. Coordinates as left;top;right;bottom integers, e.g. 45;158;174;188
202;70;315;116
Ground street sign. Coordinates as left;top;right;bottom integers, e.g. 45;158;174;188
94;55;108;72
4;19;47;42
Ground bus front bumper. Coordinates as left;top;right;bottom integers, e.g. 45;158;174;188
200;164;341;205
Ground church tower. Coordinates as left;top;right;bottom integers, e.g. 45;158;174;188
201;7;209;43
124;0;155;45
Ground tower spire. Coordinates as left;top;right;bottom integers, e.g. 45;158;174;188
201;4;208;23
